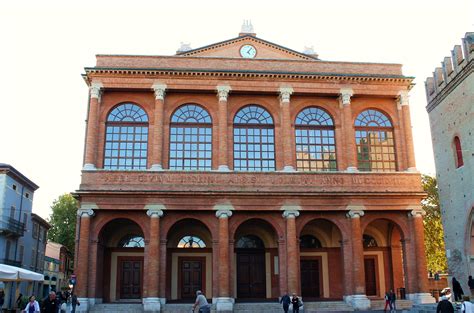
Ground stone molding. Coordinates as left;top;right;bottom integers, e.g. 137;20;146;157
408;207;426;217
152;83;167;100
346;206;365;218
90;82;103;100
145;204;166;218
216;85;231;102
339;88;353;106
279;86;293;103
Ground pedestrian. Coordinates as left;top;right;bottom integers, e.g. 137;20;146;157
453;277;464;301
384;291;392;312
291;293;302;313
71;293;80;313
437;292;454;313
16;293;23;310
0;288;5;309
192;290;210;313
461;296;474;313
41;291;60;313
468;276;474;297
389;289;397;312
280;293;291;313
22;295;40;313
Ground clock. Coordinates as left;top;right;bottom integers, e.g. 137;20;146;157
240;44;257;58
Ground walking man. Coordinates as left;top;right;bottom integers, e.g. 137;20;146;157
280;293;291;313
389;289;397;312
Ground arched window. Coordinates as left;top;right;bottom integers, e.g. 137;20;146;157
299;235;322;249
170;104;212;170
355;109;396;172
104;103;149;170
177;235;206;248
118;235;145;248
363;234;378;248
233;105;275;171
295;107;337;171
454;136;464;168
236;235;265;249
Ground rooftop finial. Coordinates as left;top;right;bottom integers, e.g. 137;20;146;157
303;46;319;59
239;20;256;37
177;42;192;54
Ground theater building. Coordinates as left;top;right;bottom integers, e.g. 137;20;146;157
74;26;433;312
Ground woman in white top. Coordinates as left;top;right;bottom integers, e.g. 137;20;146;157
22;295;40;313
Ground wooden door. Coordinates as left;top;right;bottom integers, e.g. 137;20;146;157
364;258;377;296
181;259;203;299
301;259;321;298
237;253;266;298
120;259;142;299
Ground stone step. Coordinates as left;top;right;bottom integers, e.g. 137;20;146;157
233;302;285;313
370;300;413;310
90;303;143;313
304;301;354;311
162;303;217;313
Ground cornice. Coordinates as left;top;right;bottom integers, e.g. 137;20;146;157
84;67;414;84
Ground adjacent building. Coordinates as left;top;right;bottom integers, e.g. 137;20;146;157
425;32;474;291
74;25;434;312
0;164;49;309
43;241;74;297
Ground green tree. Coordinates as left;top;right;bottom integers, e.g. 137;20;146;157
48;193;78;256
422;174;448;273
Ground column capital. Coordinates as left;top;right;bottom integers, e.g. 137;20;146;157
152;83;167;100
145;204;166;218
77;204;97;217
398;90;410;108
216;210;233;219
346;206;365;218
408;207;426;217
216;85;231;101
90;82;103;99
339;88;353;106
279;86;294;103
282;209;300;219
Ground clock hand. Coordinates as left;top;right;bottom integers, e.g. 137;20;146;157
247;48;252;54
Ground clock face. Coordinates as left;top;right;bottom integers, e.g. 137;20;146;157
240;44;257;58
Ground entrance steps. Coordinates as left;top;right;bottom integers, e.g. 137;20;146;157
89;303;143;313
304;301;354;312
233;302;282;313
162;303;217;313
369;299;413;310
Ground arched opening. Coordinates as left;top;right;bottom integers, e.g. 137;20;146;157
97;218;145;302
363;219;406;299
166;219;213;301
234;219;278;299
299;219;343;300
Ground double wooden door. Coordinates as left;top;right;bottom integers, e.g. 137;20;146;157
119;259;143;299
300;259;321;298
364;258;377;296
180;258;204;299
236;252;266;298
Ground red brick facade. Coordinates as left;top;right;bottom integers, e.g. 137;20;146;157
74;32;432;311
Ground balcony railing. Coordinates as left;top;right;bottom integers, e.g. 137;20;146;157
0;218;26;237
0;258;22;267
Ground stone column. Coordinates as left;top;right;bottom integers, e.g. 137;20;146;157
75;206;95;311
150;83;167;171
279;87;295;171
83;82;102;170
217;85;231;171
407;208;435;304
144;205;164;312
215;206;233;312
159;239;167;302
278;238;288;296
398;91;417;172
340;88;358;172
283;208;300;294
345;208;370;310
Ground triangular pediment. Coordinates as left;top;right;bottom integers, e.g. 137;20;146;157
176;35;318;61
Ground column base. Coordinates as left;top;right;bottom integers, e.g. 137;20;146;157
345;166;358;173
150;164;163;171
407;293;436;304
282;165;296;172
344;294;371;310
218;165;231;172
216;297;234;313
83;164;96;171
75;298;92;312
143;297;163;312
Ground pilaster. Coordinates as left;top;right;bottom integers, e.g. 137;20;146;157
279;87;295;172
398;91;417;172
217;85;231;171
83;82;103;170
151;83;167;171
282;206;300;294
339;88;357;172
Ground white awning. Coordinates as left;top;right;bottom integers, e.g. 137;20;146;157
0;264;44;282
